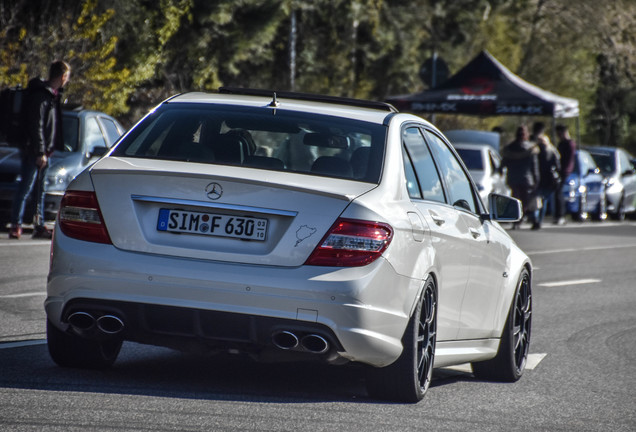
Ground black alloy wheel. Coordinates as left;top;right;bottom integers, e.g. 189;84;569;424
366;277;437;402
472;269;532;381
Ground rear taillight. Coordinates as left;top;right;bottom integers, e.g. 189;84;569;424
304;218;393;267
58;190;112;244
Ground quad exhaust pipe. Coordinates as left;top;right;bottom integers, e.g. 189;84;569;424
68;311;124;336
300;334;329;354
272;331;299;350
271;331;329;354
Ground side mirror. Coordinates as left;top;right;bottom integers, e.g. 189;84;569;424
488;194;523;222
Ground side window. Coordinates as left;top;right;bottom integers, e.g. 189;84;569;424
403;147;422;199
423;130;479;213
618;150;631;174
402;127;445;203
85;116;107;153
99;117;123;146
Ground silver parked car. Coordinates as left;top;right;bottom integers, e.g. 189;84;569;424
0;108;125;225
45;89;532;402
451;142;510;206
585;146;636;220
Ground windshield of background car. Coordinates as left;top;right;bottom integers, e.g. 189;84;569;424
62;116;79;152
111;104;387;183
455;148;483;170
589;151;614;174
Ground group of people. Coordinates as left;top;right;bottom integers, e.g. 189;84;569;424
501;121;577;229
8;60;71;239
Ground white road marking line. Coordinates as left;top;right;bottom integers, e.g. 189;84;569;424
0;292;47;299
442;353;547;374
0;339;46;349
525;353;547;370
443;363;473;373
539;279;601;287
527;243;636;256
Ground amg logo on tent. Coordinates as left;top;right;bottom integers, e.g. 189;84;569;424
496;105;544;115
412;102;458;112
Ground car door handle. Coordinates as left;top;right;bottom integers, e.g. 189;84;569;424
429;212;445;226
469;228;481;239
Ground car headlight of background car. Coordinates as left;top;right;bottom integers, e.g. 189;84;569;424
45;167;76;193
605;176;621;193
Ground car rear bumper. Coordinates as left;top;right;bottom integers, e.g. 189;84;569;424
46;228;420;367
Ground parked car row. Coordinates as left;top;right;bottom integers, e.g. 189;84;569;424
584;146;636;221
0;108;125;226
445;130;636;223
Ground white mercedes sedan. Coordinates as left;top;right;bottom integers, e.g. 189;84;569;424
45;88;532;402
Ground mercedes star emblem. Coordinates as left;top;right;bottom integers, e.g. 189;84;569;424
205;182;223;200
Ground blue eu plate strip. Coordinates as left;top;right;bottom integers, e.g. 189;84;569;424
157;209;169;231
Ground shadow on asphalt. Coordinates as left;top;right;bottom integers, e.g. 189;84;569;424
0;341;475;404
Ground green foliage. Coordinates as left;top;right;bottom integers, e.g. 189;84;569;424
0;0;633;145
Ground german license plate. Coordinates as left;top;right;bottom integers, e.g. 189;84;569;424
157;209;267;241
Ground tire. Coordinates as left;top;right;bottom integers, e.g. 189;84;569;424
610;196;625;221
47;319;122;369
366;277;437;402
472;268;531;382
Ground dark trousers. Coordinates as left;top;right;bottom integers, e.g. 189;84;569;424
11;156;46;226
553;179;566;220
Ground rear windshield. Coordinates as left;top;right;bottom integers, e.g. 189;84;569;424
111;103;387;183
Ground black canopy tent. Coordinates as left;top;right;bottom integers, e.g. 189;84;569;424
386;50;580;139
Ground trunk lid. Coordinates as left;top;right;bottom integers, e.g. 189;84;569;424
89;157;375;266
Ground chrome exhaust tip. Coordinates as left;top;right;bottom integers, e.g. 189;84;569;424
96;315;124;334
67;311;96;331
301;334;329;354
272;331;299;350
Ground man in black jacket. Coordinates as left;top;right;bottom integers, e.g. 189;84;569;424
502;125;540;228
9;60;71;239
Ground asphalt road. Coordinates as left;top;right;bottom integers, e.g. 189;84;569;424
1;221;635;431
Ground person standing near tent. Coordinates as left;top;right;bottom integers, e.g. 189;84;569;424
502;125;540;228
532;122;561;229
553;124;577;225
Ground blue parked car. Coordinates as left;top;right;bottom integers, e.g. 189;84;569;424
562;149;606;221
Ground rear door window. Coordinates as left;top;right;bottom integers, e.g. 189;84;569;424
423;130;480;214
402;127;445;203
